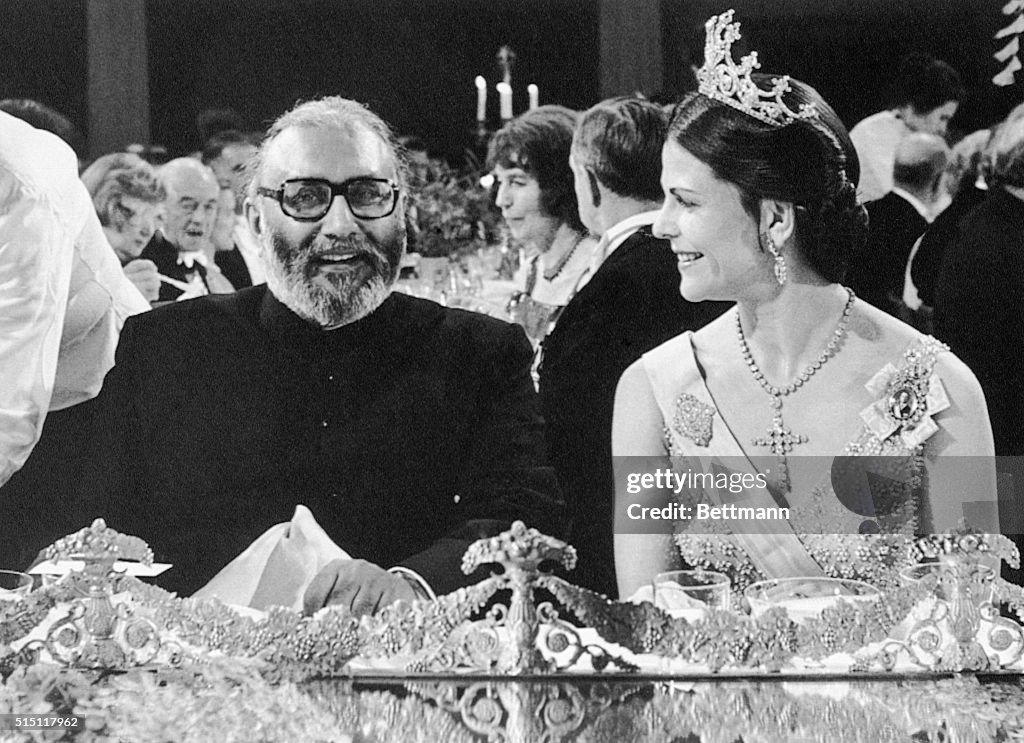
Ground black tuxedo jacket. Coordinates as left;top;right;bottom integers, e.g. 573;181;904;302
538;227;730;597
911;187;987;307
934;189;1024;456
75;288;563;596
140;232;209;302
848;192;928;315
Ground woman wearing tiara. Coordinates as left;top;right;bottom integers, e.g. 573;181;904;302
613;11;998;599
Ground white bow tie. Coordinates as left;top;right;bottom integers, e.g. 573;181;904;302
177;251;209;269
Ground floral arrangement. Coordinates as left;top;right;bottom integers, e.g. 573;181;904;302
408;156;503;259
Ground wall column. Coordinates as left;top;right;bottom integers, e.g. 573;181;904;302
599;0;663;99
86;0;149;159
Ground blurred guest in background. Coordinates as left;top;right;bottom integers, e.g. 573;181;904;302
202;129;263;286
203;129;258;206
908;128;991;317
207;185;252;290
488;106;598;350
846;132;948;319
80;152;143;196
934;115;1024;456
539;96;729;597
140;157;221;301
80;152;165;303
75;96;561;614
850;52;963;203
0;111;149;568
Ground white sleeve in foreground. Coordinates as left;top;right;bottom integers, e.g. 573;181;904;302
0;184;73;486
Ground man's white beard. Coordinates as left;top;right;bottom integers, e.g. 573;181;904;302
267;267;392;329
264;231;402;329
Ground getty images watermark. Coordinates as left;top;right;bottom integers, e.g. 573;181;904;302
622;468;789;522
614;455;1014;536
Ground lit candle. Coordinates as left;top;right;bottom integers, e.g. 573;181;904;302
497;82;513;121
475;76;487;122
528;84;539;111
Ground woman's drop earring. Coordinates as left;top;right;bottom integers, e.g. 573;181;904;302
763;232;787;286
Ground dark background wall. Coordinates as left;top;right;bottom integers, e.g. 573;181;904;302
146;0;600;159
0;0;1021;161
0;0;88;135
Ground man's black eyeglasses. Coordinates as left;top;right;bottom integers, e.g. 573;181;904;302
256;177;400;221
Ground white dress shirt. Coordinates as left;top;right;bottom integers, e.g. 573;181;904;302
232;214;267;285
0;111;149;486
890;186;936;312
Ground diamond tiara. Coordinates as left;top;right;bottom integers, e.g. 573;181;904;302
696;10;818;127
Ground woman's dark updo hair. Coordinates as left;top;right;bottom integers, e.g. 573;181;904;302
486;105;587;234
667;75;868;283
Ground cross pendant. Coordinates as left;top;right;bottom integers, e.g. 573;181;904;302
752;414;807;457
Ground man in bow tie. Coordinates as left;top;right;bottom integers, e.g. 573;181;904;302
140;157;220;302
75;96;562;616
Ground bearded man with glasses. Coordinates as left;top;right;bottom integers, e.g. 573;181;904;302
72;96;562;616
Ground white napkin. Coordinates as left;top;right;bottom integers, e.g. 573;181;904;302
192;505;349;611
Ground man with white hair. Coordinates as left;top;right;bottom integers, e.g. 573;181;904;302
140;157;220;301
77;96;561;614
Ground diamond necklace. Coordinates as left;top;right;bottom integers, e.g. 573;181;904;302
736;287;856;492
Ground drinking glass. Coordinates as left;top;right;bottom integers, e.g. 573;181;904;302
652;570;730;620
744;576;880;622
0;570;32;601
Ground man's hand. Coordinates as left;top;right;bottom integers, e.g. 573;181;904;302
122;259;160;303
302;558;416;617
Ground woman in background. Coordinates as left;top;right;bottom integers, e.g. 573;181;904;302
81;153;165;303
487;105;598;348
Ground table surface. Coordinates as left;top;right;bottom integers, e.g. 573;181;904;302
7;669;1015;742
302;672;1024;742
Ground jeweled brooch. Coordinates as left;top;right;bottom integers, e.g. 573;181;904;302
670;393;715;447
860;355;950;448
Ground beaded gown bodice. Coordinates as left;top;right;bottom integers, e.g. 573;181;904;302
642;331;951;595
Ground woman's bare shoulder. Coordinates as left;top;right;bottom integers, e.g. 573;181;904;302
845;299;921;357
